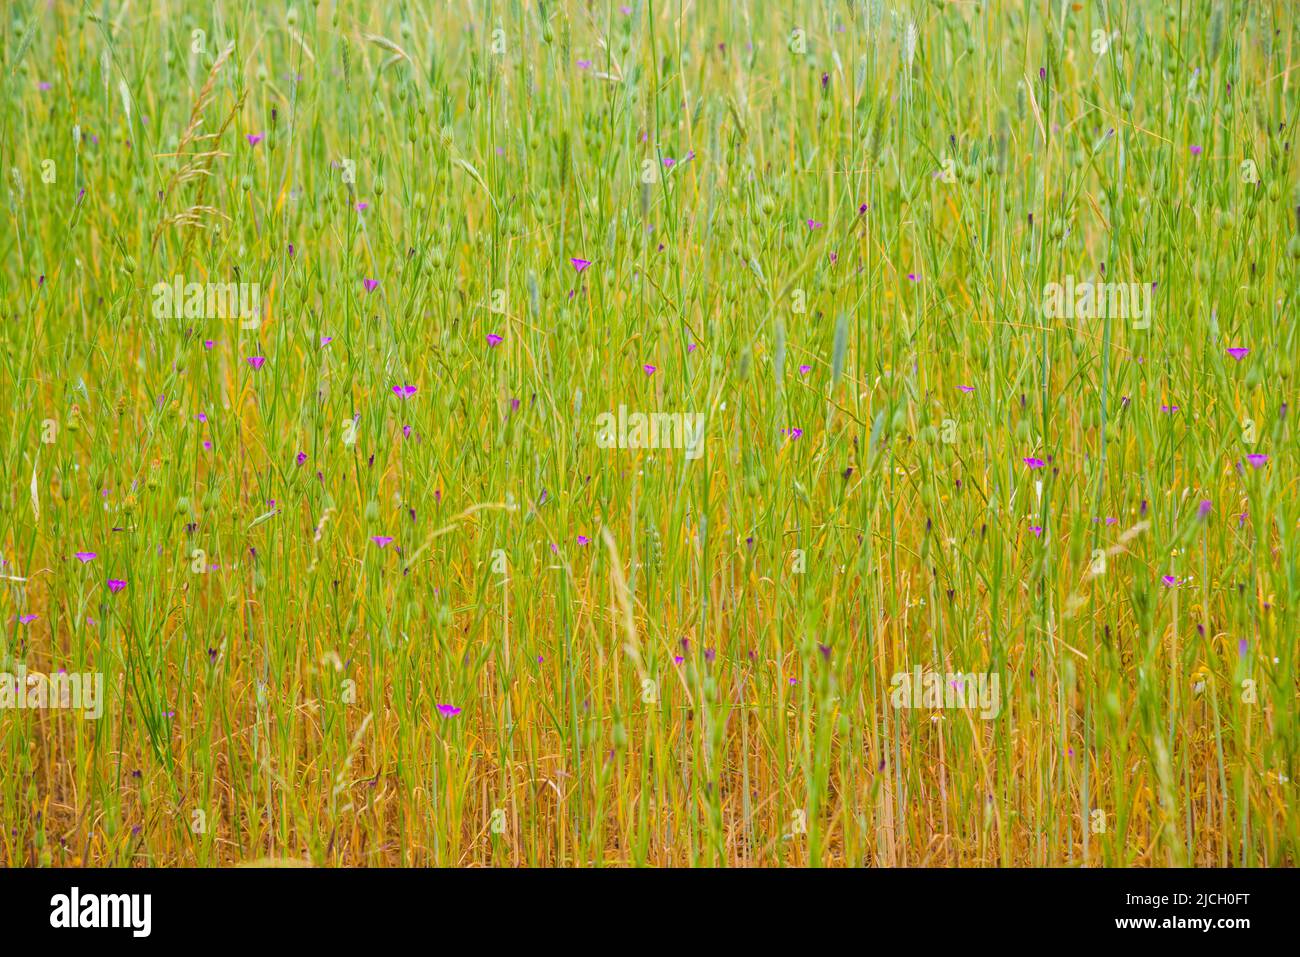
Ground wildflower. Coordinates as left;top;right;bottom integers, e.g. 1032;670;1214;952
1023;457;1045;468
643;364;656;376
392;385;417;397
74;552;97;563
1226;347;1250;361
246;133;264;147
363;278;379;293
246;356;266;370
107;579;127;593
577;535;590;546
806;219;824;230
371;536;394;548
436;704;462;717
1245;453;1269;468
570;258;591;273
486;333;503;347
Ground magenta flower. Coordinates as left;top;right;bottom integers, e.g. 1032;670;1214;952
246;356;266;370
18;614;38;624
363;278;379;293
577;535;590;546
958;385;974;393
1245;453;1269;468
1190;145;1203;156
392;385;417;397
202;339;215;350
643;364;656;376
320;335;333;346
371;536;394;548
436;704;462;718
571;257;591;273
577;59;593;69
246;133;264;147
74;552;97;563
1161;404;1179;413
1198;500;1212;519
1029;526;1043;537
1226;347;1250;361
1023;457;1046;469
1161;575;1179;587
107;579;127;593
486;333;503;347
355;201;369;212
798;364;812;375
806;219;824;230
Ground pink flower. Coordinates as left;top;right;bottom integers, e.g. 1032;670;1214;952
1189;145;1203;156
806;219;824;230
570;257;591;273
296;452;307;466
577;535;590;546
1245;453;1269;468
363;278;379;293
246;133;264;147
1023;457;1045;469
371;536;394;548
799;364;812;375
958;385;974;393
392;385;417;397
643;364;656;376
436;704;462;718
320;335;333;346
486;333;503;347
107;579;127;593
246;356;266;370
74;552;97;563
1226;347;1250;361
18;614;38;624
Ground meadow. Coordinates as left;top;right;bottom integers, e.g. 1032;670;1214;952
0;0;1296;867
